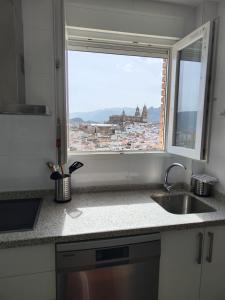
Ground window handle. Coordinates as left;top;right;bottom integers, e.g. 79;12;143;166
197;232;204;264
206;232;214;263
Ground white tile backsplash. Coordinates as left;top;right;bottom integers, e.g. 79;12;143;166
204;1;225;193
0;117;11;156
8;116;55;157
0;155;54;191
68;153;191;188
0;0;56;192
1;0;219;192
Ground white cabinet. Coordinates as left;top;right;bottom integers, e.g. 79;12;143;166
159;228;203;300
0;244;56;300
159;225;225;300
0;244;55;278
200;226;225;300
0;272;55;300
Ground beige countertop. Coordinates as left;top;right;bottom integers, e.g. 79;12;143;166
1;187;225;248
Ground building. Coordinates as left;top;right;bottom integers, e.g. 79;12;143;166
108;105;148;124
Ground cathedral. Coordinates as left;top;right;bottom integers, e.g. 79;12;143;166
108;105;148;124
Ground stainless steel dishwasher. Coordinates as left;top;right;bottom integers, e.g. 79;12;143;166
56;233;160;300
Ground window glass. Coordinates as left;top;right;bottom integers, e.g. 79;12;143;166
68;50;167;153
175;38;203;149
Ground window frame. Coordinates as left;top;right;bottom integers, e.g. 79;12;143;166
167;21;214;160
66;39;170;155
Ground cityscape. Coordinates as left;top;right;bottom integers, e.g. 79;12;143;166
69;106;164;152
68;52;167;153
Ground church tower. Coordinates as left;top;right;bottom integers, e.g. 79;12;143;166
122;109;126;122
141;105;148;123
135;106;140;117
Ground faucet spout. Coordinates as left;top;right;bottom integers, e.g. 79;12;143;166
164;163;186;191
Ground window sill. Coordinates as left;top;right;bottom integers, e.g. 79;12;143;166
68;150;169;156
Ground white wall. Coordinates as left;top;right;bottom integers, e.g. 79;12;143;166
0;0;56;192
65;0;196;38
65;0;196;189
195;1;218;27
0;0;197;192
192;1;225;193
69;153;190;188
204;1;225;193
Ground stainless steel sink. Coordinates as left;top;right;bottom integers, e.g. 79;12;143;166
151;193;216;214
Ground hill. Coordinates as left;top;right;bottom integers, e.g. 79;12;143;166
69;106;161;123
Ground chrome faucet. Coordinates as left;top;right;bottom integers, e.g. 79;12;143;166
164;163;186;191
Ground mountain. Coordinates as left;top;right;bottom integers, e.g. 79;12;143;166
69;117;83;124
69;107;135;123
69;106;161;123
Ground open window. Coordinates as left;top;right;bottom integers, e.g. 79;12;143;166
167;21;215;160
56;18;215;162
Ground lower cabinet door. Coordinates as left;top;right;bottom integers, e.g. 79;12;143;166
200;225;225;300
0;271;56;300
159;228;203;300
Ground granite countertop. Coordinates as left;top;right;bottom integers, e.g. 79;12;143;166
1;186;225;248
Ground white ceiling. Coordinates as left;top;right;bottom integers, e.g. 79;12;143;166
156;0;220;7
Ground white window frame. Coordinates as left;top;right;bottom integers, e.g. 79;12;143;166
54;4;215;161
167;21;214;160
66;37;170;155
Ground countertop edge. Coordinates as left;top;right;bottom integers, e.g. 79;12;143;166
1;218;225;249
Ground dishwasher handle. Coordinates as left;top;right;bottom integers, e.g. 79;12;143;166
96;246;129;261
56;240;160;271
95;246;129;267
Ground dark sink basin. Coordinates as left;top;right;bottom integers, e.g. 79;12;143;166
0;198;42;232
151;193;216;214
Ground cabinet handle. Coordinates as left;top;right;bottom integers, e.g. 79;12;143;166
197;232;204;264
206;232;214;263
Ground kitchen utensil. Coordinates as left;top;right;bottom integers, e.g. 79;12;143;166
47;162;62;180
69;161;84;174
55;174;71;203
60;164;64;176
50;171;63;180
56;118;62;166
46;162;57;172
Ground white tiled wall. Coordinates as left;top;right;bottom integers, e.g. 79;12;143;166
68;153;191;188
194;1;225;193
205;0;225;192
0;0;56;192
22;0;55;108
64;0;197;189
0;0;200;192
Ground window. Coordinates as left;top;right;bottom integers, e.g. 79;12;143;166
167;21;215;160
68;49;167;153
63;21;215;160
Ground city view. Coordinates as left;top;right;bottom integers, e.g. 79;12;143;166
69;106;163;152
68;51;166;152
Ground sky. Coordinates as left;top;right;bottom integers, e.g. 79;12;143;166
68;51;163;113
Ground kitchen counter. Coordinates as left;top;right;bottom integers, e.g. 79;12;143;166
1;187;225;248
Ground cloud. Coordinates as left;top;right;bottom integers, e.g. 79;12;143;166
123;63;133;72
116;63;135;73
146;58;162;66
